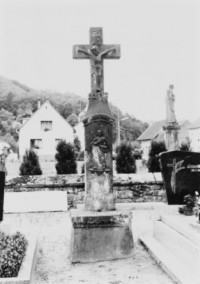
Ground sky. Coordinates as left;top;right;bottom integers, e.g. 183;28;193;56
0;0;199;123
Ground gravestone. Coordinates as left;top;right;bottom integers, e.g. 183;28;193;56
163;85;180;150
160;150;200;204
70;27;134;263
0;146;9;221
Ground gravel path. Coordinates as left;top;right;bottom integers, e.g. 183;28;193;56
4;210;173;284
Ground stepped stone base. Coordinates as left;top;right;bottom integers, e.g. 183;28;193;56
140;207;200;284
70;209;134;263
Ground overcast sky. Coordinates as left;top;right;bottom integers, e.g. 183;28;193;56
0;0;199;123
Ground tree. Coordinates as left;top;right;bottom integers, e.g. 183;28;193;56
1;133;18;153
179;137;191;151
20;149;42;175
55;141;77;174
116;142;136;173
66;113;79;127
147;140;167;172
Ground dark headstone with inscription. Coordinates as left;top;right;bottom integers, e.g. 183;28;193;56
160;150;200;204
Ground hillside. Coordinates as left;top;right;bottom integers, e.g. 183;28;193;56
0;76;148;151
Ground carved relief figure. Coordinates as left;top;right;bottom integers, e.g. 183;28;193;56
91;129;109;170
166;84;177;124
77;45;116;92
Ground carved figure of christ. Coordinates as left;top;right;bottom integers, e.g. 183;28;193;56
77;45;116;92
73;28;120;93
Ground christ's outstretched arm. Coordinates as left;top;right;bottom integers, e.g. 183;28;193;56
77;48;91;56
100;46;116;57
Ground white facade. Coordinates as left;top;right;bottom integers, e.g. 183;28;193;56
19;101;74;161
74;122;85;150
189;128;200;152
140;140;151;161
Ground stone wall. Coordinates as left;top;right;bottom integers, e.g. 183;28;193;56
5;173;166;206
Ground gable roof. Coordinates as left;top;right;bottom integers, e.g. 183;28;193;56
189;118;200;130
19;100;72;131
137;120;165;141
137;120;191;141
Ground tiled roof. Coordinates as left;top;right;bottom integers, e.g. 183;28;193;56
189;118;200;129
137;120;165;141
137;120;191;141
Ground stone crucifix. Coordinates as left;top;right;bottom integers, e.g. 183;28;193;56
73;27;120;93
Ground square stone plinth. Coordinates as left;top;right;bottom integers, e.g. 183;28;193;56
70;209;134;263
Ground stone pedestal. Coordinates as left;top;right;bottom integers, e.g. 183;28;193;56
163;123;180;151
70;209;134;263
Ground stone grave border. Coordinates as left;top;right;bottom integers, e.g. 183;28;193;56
0;233;38;284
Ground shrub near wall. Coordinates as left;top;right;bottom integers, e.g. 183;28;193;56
20;149;42;175
55;141;77;174
116;143;136;173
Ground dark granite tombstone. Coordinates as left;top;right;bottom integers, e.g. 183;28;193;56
0;171;5;221
0;149;7;222
160;150;200;204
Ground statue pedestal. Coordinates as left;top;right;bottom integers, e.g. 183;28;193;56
70;209;134;263
163;123;181;151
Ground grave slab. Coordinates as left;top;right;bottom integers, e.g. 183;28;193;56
140;208;200;284
4;191;68;213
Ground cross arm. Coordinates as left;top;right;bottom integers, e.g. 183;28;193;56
101;45;121;59
73;45;91;59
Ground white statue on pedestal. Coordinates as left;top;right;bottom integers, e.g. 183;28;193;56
166;84;177;124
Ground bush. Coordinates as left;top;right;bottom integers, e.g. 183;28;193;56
0;231;28;278
55;140;77;174
179;138;191;151
116;143;136;173
77;150;84;161
147;140;167;172
19;149;42;175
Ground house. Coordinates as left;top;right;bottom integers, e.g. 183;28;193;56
74;122;85;151
188;118;200;152
137;120;191;160
18;100;74;161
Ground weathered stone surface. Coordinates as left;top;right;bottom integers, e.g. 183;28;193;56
163;85;180;151
70;209;134;263
163;124;181;151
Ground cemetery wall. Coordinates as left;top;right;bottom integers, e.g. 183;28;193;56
5;173;166;206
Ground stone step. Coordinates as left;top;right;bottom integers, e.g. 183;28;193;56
154;216;200;275
140;235;199;284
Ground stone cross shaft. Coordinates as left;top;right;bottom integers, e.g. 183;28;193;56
73;27;120;93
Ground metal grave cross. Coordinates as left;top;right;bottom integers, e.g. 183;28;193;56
73;27;120;93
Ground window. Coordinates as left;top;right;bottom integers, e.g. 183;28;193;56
30;139;42;149
41;121;52;131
